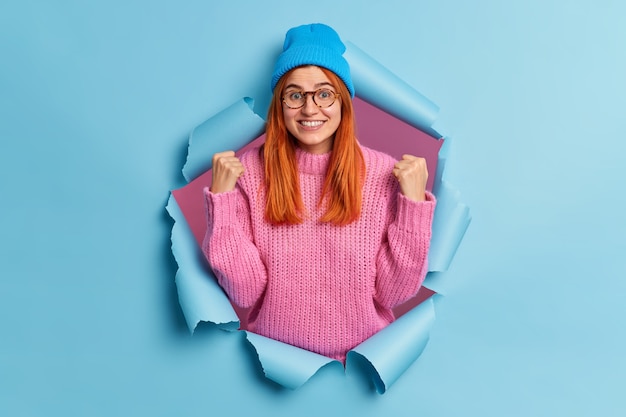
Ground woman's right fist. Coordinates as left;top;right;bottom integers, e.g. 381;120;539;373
210;151;244;193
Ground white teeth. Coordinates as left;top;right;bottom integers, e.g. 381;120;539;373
300;121;323;127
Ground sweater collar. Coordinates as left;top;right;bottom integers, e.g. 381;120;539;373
295;147;331;175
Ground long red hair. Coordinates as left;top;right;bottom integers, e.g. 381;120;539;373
262;66;364;226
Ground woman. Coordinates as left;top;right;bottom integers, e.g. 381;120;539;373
203;23;436;362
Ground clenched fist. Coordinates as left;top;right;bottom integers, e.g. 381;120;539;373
392;154;428;202
210;151;244;194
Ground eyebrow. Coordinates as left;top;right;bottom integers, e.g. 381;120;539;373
284;82;335;91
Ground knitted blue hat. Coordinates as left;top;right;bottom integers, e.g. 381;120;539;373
271;23;355;98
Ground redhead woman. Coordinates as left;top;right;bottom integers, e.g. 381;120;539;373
203;23;436;362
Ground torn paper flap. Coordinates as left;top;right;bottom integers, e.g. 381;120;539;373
345;41;440;135
182;97;265;182
245;332;341;390
346;296;437;394
428;180;471;273
167;194;239;332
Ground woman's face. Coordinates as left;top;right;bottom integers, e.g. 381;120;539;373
281;66;342;154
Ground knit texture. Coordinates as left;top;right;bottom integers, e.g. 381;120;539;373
271;23;355;97
203;145;435;362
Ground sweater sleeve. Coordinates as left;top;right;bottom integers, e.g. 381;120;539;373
202;186;268;308
374;190;436;310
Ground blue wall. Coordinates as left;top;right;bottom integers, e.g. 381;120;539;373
2;1;625;416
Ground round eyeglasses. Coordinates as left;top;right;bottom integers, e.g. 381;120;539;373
282;89;340;109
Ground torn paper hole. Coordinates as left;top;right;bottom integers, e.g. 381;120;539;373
167;42;470;392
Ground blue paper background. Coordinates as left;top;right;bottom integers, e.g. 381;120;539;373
1;1;625;416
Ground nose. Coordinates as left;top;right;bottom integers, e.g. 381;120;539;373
300;93;319;115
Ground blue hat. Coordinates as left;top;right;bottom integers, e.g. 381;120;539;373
271;23;355;98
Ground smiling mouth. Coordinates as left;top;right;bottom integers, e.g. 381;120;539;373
299;120;324;127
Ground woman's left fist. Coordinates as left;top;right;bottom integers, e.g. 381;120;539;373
392;154;428;202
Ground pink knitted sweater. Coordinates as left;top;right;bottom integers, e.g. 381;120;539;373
202;145;435;362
